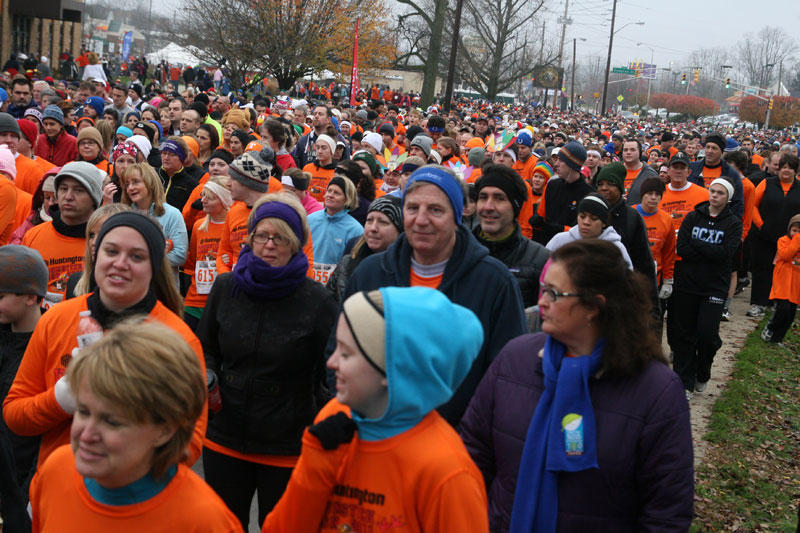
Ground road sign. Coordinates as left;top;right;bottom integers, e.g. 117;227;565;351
616;95;624;102
612;67;635;75
593;92;600;98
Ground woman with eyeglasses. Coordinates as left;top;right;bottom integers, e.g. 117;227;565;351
196;192;337;531
459;239;693;531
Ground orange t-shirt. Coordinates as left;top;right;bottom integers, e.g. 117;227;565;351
303;163;336;203
34;155;55;174
741;177;755;240
659;183;709;234
262;399;489;533
624;167;641;193
216;201;315;277
181;172;210;231
769;233;800;304
635;206;676;281
184;217;225;309
15;154;45;196
517;180;534;239
30;446;242;533
512;157;538;185
2;295;208;469
13;186;32;233
0;178;17;244
751;179;797;230
409;268;443;288
699;165;723;188
21;221;86;308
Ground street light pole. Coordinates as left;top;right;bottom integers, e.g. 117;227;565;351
637;43;654;112
600;0;618;116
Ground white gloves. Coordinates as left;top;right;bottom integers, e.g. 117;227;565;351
659;278;674;300
54;376;76;415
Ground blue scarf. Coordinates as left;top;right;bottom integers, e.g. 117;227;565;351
232;244;309;300
510;335;605;532
85;465;177;506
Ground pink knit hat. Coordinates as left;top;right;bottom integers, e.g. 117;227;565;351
0;144;16;179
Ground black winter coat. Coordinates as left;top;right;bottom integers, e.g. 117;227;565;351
197;274;337;455
158;166;197;211
530;177;595;245
325;240;374;303
473;224;550;308
675;201;742;297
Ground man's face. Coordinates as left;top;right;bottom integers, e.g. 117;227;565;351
555;158;573;179
255;103;267;115
168;101;183;122
477;186;515;238
661;138;674;150
381;133;393;148
704;142;722;165
43;118;62;139
492;151;514;168
741;140;753;151
128;88;139;101
586;151;600;168
112;89;126;108
668;163;689;185
612;137;622;150
214;97;230;113
622;141;639;165
77;88;91;104
554;136;565;146
403;183;457;258
475;120;488;134
312;106;329;129
56;177;95;225
768;154;781;174
67;85;78;99
517;144;531;161
12;83;31;106
180;110;200;134
293;109;306;125
32;84;44;105
0;131;19;153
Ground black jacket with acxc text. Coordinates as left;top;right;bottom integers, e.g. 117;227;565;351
675;201;742;298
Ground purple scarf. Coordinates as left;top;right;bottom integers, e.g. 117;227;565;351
232;244;309;300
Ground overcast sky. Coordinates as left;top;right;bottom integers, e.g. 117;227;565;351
546;0;800;71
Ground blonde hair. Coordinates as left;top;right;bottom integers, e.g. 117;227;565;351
95;119;114;155
67;318;205;478
198;176;231;233
120;163;167;216
88;52;99;65
247;193;309;256
329;175;360;211
75;204;134;297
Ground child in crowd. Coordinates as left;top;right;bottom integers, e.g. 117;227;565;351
762;214;800;345
263;287;489;532
0;245;48;531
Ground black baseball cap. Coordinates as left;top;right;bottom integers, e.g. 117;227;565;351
668;151;691;167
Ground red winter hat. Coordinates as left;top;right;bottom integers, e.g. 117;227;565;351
16;119;37;145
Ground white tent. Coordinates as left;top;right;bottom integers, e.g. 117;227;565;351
146;42;201;67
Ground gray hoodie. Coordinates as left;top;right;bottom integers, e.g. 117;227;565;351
545;225;633;270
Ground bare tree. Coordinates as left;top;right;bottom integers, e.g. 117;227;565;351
736;26;796;89
453;0;550;101
687;46;735;101
162;0;393;91
395;0;449;106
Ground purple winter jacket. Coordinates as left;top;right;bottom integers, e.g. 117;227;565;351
459;333;694;532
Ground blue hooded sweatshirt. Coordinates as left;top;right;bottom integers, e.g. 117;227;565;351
350;286;484;441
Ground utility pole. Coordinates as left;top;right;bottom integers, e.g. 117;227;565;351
539;21;546;105
777;61;783;97
600;0;617;116
570;38;576;111
556;0;571;109
443;0;465;113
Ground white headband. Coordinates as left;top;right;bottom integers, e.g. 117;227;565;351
504;148;517;163
203;181;233;209
587;150;601;158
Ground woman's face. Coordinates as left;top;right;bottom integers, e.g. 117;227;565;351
250;218;293;268
315;142;332;163
463;197;476;218
201;189;225;216
71;378;174;489
94;226;153;312
159;110;171;129
126;115;138;128
114;154;136;177
538;261;595;345
115;134;128;145
364;211;399;252
161;151;182;173
43;190;56;211
87;216;109;260
585;152;600;168
324;183;346;214
354;160;372;178
229;135;244;157
124;172;150;206
196;129;211;152
78;139;100;161
531;173;546;194
383;171;399;187
222;123;237;141
708;183;729;208
104;114;118;130
577;212;604;239
141;109;156;122
778;163;796;182
208;158;229;177
436;145;452;159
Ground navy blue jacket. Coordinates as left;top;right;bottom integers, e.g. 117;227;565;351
688;159;744;219
460;333;694;532
337;225;527;426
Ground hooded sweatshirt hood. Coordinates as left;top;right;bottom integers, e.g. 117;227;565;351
788;214;800;235
545;225;633;270
350;286;483;440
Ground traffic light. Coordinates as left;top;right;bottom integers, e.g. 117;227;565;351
768;97;774;110
681;73;686;84
725;78;731;89
694;70;700;83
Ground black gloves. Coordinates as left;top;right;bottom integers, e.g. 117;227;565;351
191;198;203;211
308;412;357;450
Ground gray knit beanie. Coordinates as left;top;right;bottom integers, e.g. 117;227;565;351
0;245;48;297
0;112;21;137
55;161;105;207
410;134;433;158
228;147;275;192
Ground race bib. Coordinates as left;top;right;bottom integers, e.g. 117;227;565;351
313;263;337;285
195;260;218;294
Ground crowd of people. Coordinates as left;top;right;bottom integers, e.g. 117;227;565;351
0;60;798;531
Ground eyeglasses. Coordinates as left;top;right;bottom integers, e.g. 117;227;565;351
252;233;291;246
540;286;583;303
